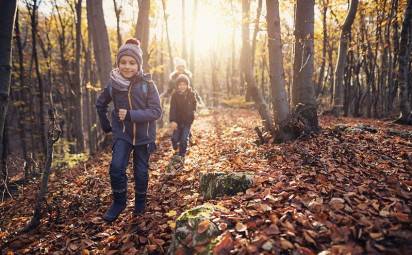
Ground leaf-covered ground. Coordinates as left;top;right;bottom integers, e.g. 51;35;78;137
1;109;411;254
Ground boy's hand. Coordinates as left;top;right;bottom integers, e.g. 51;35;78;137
118;109;127;121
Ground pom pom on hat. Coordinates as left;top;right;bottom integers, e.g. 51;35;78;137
124;38;141;46
174;57;187;68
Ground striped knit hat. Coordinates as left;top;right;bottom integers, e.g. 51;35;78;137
116;38;143;71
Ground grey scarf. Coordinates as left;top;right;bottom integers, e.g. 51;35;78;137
110;68;131;91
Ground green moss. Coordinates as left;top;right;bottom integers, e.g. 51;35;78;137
171;204;221;254
52;139;89;170
176;204;215;227
200;172;254;200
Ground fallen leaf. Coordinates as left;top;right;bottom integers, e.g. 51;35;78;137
280;238;294;250
329;197;345;210
392;212;409;222
218;222;227;231
213;233;233;255
167;220;176;229
197;220;210;234
146;244;157;252
235;222;247;232
166;210;177;217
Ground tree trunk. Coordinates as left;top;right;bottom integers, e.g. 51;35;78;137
113;0;123;49
317;0;329;97
242;0;273;132
332;0;359;116
27;0;48;156
74;0;84;152
0;2;17;166
181;0;187;60
333;0;359;116
161;0;174;69
396;0;412;124
291;0;318;131
189;0;198;83
135;0;150;71
266;0;289;124
14;9;30;178
251;0;263;68
86;0;112;87
240;0;251;97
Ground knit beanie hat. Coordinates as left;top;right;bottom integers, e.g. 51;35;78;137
174;57;186;68
117;38;143;70
176;74;190;86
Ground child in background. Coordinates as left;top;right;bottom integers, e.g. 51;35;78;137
96;38;162;222
162;57;192;98
169;74;197;161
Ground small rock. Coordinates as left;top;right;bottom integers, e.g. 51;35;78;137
329;197;345;210
262;240;274;251
200;172;254;200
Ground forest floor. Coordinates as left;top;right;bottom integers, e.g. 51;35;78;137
0;108;411;255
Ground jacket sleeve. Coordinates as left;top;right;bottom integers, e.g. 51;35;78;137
191;92;197;112
169;94;177;123
95;84;112;133
129;82;162;123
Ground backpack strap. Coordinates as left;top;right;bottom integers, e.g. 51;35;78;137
109;75;153;108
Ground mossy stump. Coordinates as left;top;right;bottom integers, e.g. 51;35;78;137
199;172;254;200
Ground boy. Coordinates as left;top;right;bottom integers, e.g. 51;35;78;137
169;74;197;160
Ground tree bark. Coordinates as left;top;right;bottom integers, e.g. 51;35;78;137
242;0;273;132
332;0;359;116
291;0;318;131
251;0;263;68
27;0;48;155
189;0;198;83
181;0;188;60
240;0;251;97
135;0;150;71
74;0;85;152
396;0;412;124
0;2;17;163
14;9;30;178
161;0;174;69
266;0;289;124
316;0;329;97
113;0;123;49
86;0;112;87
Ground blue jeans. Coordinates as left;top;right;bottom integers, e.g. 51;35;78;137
171;124;191;156
109;139;153;196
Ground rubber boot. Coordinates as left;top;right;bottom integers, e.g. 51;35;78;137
102;191;127;222
133;192;146;216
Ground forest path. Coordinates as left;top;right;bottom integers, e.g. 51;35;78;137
1;108;412;254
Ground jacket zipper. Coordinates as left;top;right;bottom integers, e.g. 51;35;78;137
128;83;136;145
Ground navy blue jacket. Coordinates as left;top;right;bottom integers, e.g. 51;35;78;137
96;74;162;146
169;89;197;126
